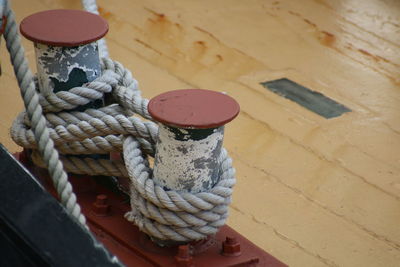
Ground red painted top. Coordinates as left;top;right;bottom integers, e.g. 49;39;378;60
20;9;108;47
148;89;240;128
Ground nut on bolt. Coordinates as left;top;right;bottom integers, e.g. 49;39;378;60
222;237;241;257
175;245;194;267
92;194;111;216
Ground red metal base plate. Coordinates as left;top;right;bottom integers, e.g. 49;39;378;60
17;152;287;267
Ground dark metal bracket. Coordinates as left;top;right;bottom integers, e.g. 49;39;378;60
0;144;122;267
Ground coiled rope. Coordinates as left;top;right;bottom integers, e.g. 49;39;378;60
5;0;236;242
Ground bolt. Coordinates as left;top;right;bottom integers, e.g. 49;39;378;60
92;194;111;216
175;245;194;267
222;236;241;257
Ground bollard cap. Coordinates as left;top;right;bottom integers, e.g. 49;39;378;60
148;89;240;129
20;9;108;47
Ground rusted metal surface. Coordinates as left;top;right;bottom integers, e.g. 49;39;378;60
149;89;239;193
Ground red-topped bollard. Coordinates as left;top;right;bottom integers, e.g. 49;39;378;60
148;89;240;193
20;9;108;111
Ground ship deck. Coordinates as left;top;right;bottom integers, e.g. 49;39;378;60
1;0;399;266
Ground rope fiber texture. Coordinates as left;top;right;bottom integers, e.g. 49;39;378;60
3;0;87;227
6;0;236;242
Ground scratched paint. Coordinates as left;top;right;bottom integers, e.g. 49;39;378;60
153;124;224;193
34;42;103;110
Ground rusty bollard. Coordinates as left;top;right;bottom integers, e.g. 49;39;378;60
20;9;108;111
148;89;240;194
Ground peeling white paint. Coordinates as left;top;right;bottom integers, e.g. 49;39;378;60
34;42;101;95
153;124;224;193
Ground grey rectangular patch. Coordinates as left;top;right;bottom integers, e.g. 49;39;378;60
261;78;351;119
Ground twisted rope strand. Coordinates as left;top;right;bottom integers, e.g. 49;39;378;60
3;1;86;227
81;0;109;58
123;136;236;241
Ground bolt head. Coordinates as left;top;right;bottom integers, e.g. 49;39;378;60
175;245;194;267
92;194;111;216
222;236;241;257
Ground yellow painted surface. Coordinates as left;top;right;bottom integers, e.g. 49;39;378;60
1;0;400;266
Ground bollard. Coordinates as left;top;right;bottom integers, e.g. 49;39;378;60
148;89;240;193
20;9;108;111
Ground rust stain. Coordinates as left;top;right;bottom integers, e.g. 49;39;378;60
195;26;263;62
191;41;208;60
289;11;317;28
194;26;220;42
195;40;206;47
303;18;317;28
142;5;185;56
358;48;373;58
342;44;400;85
287;9;400;84
174;22;182;30
134;38;162;56
145;7;172;35
144;7;183;36
97;6;113;20
144;7;166;22
357;49;399;67
318;31;336;47
376;55;390;64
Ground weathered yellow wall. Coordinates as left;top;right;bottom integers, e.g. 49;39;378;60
1;1;399;266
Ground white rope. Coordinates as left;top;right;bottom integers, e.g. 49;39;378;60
81;0;109;58
123;136;236;242
4;0;237;242
10;58;157;161
9;56;237;241
3;0;87;227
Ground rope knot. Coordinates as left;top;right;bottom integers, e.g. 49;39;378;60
10;57;236;242
123;136;236;242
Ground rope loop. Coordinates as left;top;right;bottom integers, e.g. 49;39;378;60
6;5;236;241
8;46;237;241
123;136;236;241
10;55;236;241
